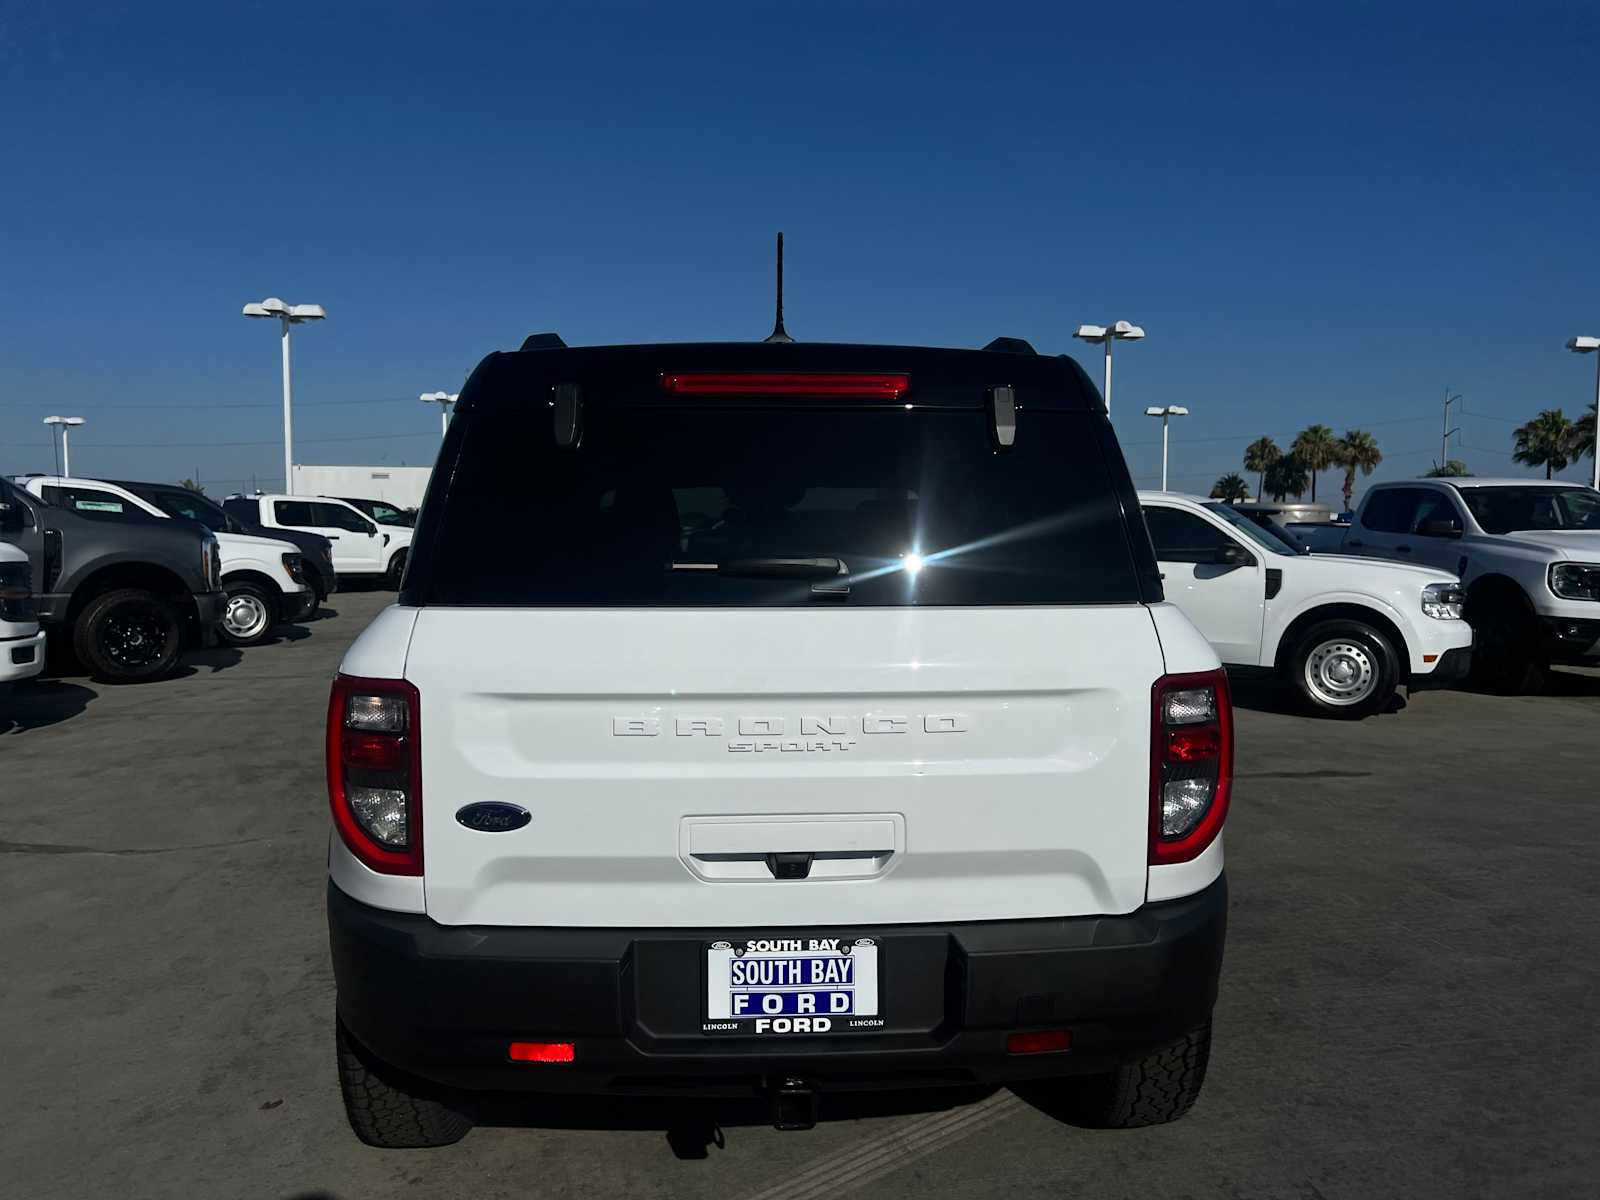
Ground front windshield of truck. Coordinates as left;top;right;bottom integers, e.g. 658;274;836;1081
1203;502;1300;555
1460;487;1600;534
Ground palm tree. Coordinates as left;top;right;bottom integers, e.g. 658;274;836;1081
1335;429;1382;512
1291;424;1340;504
1424;459;1471;478
1242;437;1280;501
1210;473;1251;502
1574;411;1596;464
1264;455;1309;501
1512;409;1576;478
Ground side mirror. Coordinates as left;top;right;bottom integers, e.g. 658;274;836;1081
1417;518;1462;539
1216;543;1254;567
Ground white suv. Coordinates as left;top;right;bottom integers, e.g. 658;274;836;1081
21;476;309;647
1140;492;1473;717
0;540;46;684
325;338;1232;1147
1348;479;1600;692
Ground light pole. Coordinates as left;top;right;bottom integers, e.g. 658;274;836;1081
243;297;326;492
1568;336;1600;491
420;392;459;437
1144;405;1189;491
1440;388;1461;474
42;415;86;477
1074;320;1145;415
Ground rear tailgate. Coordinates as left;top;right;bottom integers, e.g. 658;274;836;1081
408;605;1162;927
400;342;1168;929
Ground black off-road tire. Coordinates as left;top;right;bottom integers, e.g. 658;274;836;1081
72;588;183;683
335;1019;472;1149
1052;1021;1213;1128
1286;619;1400;719
385;549;408;591
1466;592;1548;696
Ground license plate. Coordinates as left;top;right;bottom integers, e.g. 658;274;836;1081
702;935;881;1035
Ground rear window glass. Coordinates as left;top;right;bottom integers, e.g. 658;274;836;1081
419;400;1144;606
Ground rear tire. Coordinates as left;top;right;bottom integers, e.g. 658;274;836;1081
336;1018;472;1149
72;588;183;683
1048;1022;1213;1128
1286;619;1399;719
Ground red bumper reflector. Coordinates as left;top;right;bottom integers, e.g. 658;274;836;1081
509;1041;576;1063
1165;725;1222;763
659;372;912;399
1006;1030;1071;1055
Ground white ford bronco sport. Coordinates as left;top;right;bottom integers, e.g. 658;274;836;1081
1348;479;1600;692
326;335;1231;1147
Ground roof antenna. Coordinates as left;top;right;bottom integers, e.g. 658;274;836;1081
764;231;793;343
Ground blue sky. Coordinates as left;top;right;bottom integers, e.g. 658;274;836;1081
2;1;1597;500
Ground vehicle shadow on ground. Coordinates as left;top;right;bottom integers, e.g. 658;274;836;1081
469;1084;998;1160
1226;676;1408;719
0;680;97;734
175;645;246;676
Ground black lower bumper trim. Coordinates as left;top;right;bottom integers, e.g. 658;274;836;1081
1410;643;1473;690
328;876;1227;1095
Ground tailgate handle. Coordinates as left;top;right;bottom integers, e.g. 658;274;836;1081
682;816;901;882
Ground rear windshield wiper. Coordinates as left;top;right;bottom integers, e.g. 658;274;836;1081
671;556;846;580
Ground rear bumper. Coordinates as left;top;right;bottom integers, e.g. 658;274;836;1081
0;629;47;682
328;876;1227;1096
1409;643;1473;690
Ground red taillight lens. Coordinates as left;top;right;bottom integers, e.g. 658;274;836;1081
658;372;912;400
1006;1030;1071;1054
509;1041;576;1063
326;674;423;876
1150;669;1232;866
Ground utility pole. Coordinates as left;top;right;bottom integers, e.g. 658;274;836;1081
1440;388;1461;472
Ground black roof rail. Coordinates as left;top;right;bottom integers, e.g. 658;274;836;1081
520;332;567;351
981;337;1036;355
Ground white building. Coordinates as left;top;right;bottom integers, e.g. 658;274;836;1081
290;465;432;508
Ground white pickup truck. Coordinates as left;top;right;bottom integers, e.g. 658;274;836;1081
22;476;310;646
1345;479;1600;692
223;493;412;588
0;540;46;685
1139;492;1473;717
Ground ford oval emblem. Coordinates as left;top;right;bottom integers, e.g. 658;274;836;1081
454;802;531;833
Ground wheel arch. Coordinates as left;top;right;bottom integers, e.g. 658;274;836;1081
221;568;283;597
1464;572;1536;620
66;563;195;623
1272;602;1411;683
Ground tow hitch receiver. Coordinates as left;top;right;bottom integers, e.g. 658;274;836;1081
771;1077;819;1130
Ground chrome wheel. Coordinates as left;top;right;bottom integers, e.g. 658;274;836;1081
223;591;270;641
1302;639;1377;707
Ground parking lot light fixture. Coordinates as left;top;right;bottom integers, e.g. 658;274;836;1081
243;297;326;492
1145;405;1189;491
1074;320;1145;416
420;392;459;437
42;415;86;476
1568;336;1600;491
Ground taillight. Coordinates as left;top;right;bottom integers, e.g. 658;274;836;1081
1150;669;1232;865
658;372;912;399
326;674;422;875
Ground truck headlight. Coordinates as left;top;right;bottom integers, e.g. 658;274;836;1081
1549;562;1600;602
1421;582;1464;620
281;552;305;584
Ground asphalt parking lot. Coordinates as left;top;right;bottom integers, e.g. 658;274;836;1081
3;592;1597;1200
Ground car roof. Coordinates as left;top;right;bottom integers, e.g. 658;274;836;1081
1136;490;1210;504
1375;477;1586;490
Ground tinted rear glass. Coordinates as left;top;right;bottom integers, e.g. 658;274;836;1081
419;396;1144;606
